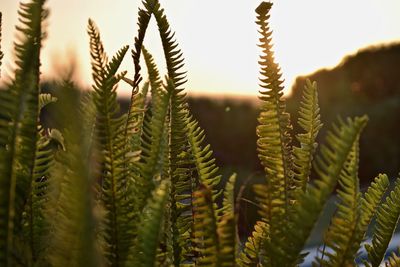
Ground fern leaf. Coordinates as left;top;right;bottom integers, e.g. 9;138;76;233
193;184;220;266
218;174;237;266
128;180;170;267
237;221;269;266
46;83;102;267
346;174;390;263
23;126;62;263
283;116;368;265
186;115;221;194
254;2;295;264
293;79;322;194
88;19;135;266
365;177;400;267
0;1;47;265
316;139;361;267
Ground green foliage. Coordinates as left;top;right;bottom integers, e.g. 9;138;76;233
0;1;399;267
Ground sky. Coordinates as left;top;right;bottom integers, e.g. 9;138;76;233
1;0;400;97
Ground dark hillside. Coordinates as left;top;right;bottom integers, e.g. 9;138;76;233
288;42;400;182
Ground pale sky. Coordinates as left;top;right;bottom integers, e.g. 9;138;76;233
1;0;400;97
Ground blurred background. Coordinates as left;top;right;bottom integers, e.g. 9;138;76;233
1;0;400;244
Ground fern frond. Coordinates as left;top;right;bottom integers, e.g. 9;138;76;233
193;185;220;266
46;83;102;267
0;1;47;265
127;81;149;151
293;79;322;194
186;115;221;194
316;139;361;267
345;174;390;263
88;19;134;266
144;0;187;91
365;177;400;267
283;116;368;265
131;0;156;90
142;46;163;96
237;221;269;266
254;2;294;264
218;174;237;266
23;126;61;263
128;180;170;267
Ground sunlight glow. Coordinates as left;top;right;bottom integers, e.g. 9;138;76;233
1;0;400;96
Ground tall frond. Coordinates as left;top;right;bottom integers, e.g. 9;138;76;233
128;180;170;267
237;220;269;266
218;174;238;266
46;82;102;267
23;127;62;264
193;185;220;266
293;79;322;195
254;3;294;264
283;116;368;265
0;1;47;265
88;19;134;266
365;177;400;267
316;139;361;267
186;116;221;194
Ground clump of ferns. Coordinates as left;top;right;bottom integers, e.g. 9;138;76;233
0;1;399;267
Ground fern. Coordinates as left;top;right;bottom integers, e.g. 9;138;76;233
0;1;47;265
128;180;170;267
218;174;238;266
254;3;294;264
283;116;368;265
46;82;102;267
88;19;135;266
365;177;400;267
293;79;322;195
193;185;220;266
316;139;361;266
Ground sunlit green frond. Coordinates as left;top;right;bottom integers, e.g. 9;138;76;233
142;46;163;96
193;185;220;266
293;79;322;194
186;115;221;194
365;178;400;267
254;2;294;264
46;83;102;267
218;174;237;266
128;180;170;267
316;140;361;267
237;221;269;267
88;19;135;266
0;1;47;265
145;0;187;92
283;116;368;265
131;1;154;90
347;174;390;263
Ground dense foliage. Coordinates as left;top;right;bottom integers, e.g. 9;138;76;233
0;1;399;267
